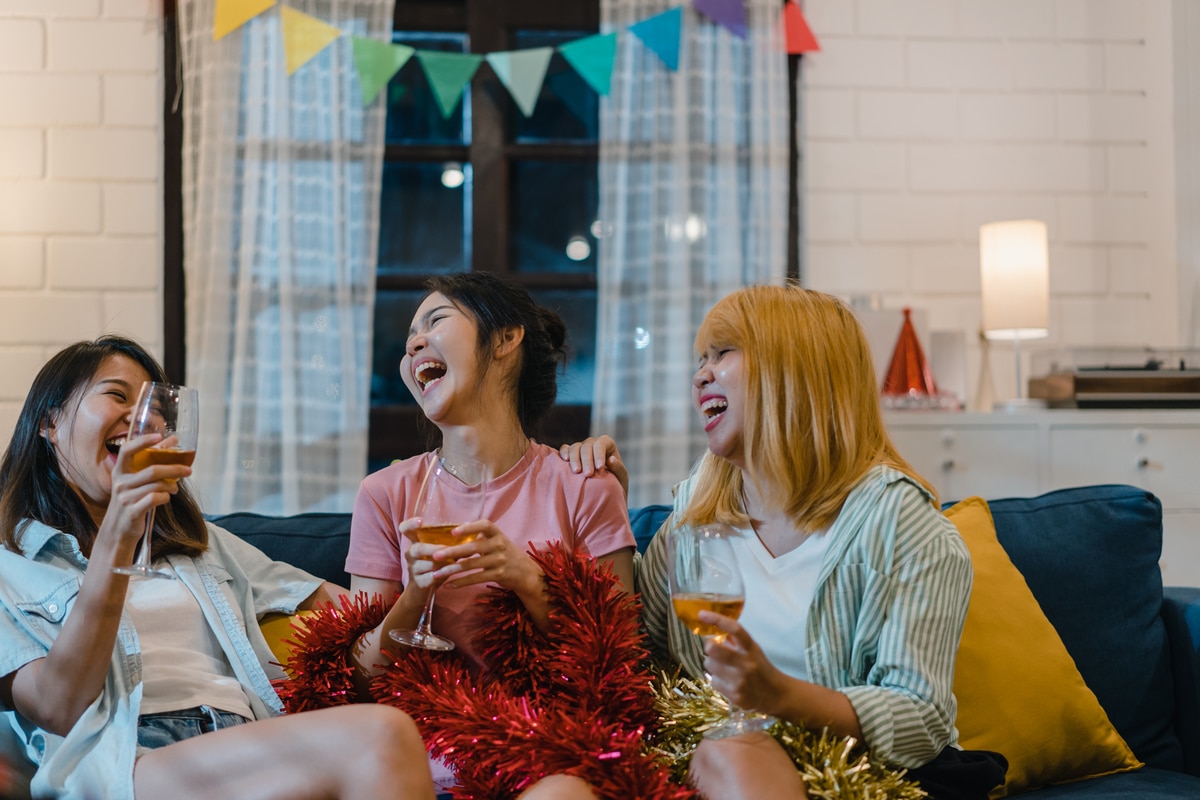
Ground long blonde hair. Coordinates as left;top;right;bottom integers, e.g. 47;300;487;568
679;285;935;534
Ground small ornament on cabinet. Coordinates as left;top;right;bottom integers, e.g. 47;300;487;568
881;308;962;411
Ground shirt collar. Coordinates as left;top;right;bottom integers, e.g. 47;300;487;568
17;518;87;562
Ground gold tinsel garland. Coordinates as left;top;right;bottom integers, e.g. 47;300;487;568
647;670;928;800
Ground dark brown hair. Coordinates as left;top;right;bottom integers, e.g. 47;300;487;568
0;336;207;558
423;272;567;436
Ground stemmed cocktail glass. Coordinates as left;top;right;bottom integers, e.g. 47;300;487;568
389;454;487;651
669;522;775;739
113;382;198;580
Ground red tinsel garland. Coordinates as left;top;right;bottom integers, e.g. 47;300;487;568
274;544;694;800
271;591;391;712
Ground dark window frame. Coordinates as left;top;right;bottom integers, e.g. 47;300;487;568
162;0;800;460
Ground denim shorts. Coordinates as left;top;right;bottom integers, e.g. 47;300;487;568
136;706;252;753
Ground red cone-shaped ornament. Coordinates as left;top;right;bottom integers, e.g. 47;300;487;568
882;308;938;398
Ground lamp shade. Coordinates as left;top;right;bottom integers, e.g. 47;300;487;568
980;219;1049;341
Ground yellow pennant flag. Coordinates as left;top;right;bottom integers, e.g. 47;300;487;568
281;7;343;76
213;0;276;41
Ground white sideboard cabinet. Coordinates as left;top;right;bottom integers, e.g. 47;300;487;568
885;410;1200;587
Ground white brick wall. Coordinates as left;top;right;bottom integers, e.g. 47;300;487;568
0;0;162;441
801;0;1180;407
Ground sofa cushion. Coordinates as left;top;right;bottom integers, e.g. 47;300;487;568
629;504;671;553
1009;767;1200;798
208;512;353;588
986;486;1183;772
946;497;1141;796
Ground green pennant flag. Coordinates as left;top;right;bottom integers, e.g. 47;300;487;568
558;32;617;96
352;38;415;106
416;50;484;118
486;47;553;117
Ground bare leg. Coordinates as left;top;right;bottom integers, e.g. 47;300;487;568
134;705;435;800
689;732;808;800
518;774;599;800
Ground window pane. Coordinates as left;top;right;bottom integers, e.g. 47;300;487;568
510;159;597;275
376;161;472;276
511;31;599;143
385;33;470;145
372;289;426;406
531;288;596;405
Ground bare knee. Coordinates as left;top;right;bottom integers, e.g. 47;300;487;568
690;733;806;800
518;774;599;800
337;705;426;760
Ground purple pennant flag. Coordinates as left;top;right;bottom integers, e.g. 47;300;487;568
692;0;747;38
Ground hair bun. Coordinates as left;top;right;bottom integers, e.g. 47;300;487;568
537;307;567;353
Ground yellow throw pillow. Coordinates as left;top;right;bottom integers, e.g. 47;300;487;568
259;612;311;670
945;497;1142;797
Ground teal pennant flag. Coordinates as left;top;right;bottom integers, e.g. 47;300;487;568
557;32;617;96
416;50;484;118
486;47;554;117
351;37;415;106
629;6;683;70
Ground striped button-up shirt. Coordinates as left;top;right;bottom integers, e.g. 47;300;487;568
638;464;972;768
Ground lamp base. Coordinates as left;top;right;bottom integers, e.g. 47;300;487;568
993;398;1048;413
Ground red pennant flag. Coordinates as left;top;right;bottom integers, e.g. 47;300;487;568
882;308;938;398
782;1;820;54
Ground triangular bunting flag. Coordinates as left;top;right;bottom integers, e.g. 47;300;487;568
628;7;683;70
486;47;553;117
692;0;747;39
416;51;484;118
782;1;820;54
213;0;275;41
281;7;342;76
352;37;415;106
558;32;617;96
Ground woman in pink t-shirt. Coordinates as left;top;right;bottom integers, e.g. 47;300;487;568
345;272;636;800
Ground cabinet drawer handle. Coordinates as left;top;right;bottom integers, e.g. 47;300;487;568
941;459;955;472
1135;457;1150;470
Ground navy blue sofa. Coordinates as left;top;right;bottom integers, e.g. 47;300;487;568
208;484;1200;798
1;488;1193;795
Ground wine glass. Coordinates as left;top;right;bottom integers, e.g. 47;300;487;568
113;382;199;580
389;453;488;651
669;522;774;739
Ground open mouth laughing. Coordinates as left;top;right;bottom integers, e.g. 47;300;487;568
700;396;727;430
105;435;125;457
414;360;447;393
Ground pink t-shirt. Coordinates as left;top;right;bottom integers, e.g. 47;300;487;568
346;441;634;665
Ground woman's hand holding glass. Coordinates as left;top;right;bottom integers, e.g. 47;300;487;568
695;609;791;721
112;382;198;580
390;455;487;651
669;522;775;739
103;431;191;564
420;521;542;591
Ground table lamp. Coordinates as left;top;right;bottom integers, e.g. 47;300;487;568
979;219;1049;410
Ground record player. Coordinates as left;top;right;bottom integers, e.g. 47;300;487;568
1028;347;1200;408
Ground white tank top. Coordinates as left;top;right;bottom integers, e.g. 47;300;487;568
124;566;255;718
730;525;832;682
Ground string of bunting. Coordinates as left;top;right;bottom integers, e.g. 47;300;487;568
213;0;819;116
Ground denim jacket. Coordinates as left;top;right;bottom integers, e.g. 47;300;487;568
0;520;321;800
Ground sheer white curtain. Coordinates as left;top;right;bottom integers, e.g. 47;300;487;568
594;0;790;507
179;0;394;514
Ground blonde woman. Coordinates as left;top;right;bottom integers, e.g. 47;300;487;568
565;286;1006;800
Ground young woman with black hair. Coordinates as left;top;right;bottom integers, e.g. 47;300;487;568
344;272;638;799
0;336;433;800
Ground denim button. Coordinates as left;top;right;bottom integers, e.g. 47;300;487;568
46;603;58;614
